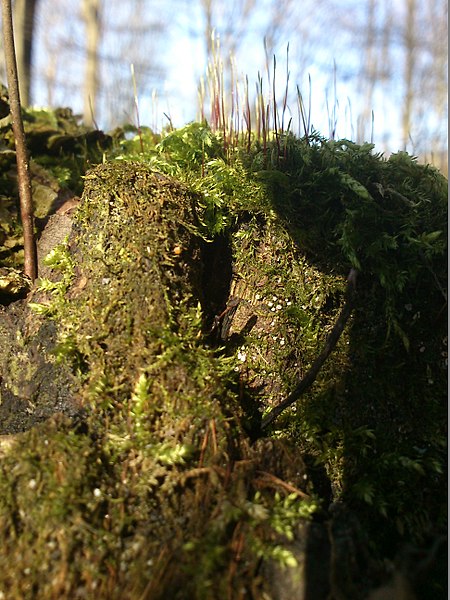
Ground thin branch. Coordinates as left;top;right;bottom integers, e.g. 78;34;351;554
255;470;310;499
2;0;37;280
261;268;358;430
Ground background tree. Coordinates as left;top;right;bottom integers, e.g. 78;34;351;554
401;0;416;150
98;0;164;127
356;0;380;143
12;0;38;106
0;0;447;171
346;0;447;171
81;0;101;126
409;0;447;170
26;0;165;128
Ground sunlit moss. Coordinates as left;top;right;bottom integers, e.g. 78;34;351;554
0;121;446;598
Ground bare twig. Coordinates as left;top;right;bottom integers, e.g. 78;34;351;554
2;0;37;280
255;470;310;499
261;268;358;430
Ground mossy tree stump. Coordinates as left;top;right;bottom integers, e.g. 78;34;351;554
0;163;334;600
0;154;446;599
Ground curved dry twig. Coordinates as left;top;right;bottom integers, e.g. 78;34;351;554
254;470;310;499
261;268;358;430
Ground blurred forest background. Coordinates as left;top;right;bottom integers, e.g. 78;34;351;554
0;0;447;174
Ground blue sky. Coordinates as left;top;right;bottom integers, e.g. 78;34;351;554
26;0;446;161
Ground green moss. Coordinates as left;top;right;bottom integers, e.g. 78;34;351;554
0;122;446;598
0;160;323;598
251;134;447;550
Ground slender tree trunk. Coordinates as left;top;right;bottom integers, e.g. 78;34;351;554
1;0;37;280
402;0;416;149
427;0;447;172
357;0;377;143
81;0;101;127
12;0;38;106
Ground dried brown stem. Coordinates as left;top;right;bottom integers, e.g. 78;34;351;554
2;0;37;280
255;470;310;499
261;268;358;430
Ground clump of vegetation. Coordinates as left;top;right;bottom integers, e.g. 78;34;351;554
246;132;447;594
0;84;446;598
0;160;323;599
111;122;447;593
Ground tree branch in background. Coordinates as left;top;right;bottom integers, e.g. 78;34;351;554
2;0;37;280
261;268;358;430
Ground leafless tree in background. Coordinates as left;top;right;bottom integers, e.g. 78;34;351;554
412;0;447;171
0;0;38;106
200;0;258;63
81;0;101;126
394;0;447;169
335;0;446;171
12;0;38;106
0;0;446;170
357;0;379;143
199;0;320;78
0;0;39;103
32;1;81;110
401;0;416;150
99;0;164;127
29;0;164;128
